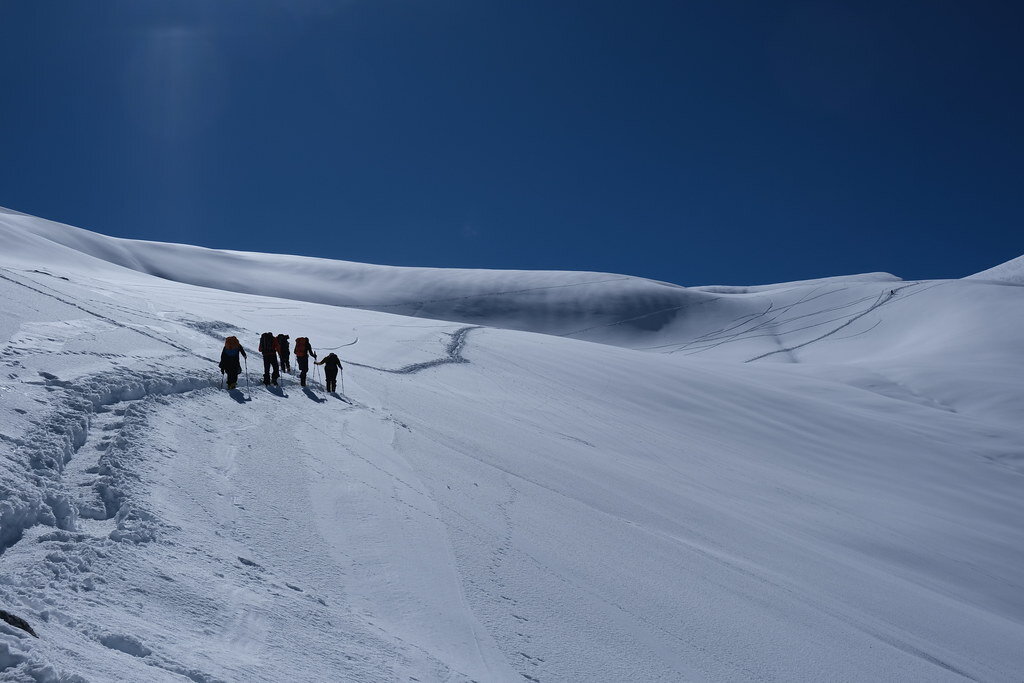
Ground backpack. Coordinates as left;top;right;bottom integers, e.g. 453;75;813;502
259;332;276;354
276;334;289;351
294;337;309;356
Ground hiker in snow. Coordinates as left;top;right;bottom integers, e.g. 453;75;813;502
276;333;291;374
315;353;343;393
293;336;317;387
258;332;281;386
219;336;247;390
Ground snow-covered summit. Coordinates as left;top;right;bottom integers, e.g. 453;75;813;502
2;208;1024;682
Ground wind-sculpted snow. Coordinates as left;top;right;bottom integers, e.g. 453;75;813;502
2;207;1024;681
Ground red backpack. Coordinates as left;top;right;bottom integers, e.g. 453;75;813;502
294;337;309;356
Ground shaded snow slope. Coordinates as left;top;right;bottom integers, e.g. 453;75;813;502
2;209;1024;682
1;208;904;352
0;208;712;346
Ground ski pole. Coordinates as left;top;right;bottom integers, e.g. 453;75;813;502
318;364;327;396
244;355;251;399
339;367;344;395
219;370;224;390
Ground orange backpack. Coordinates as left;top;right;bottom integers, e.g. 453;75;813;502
294;337;309;356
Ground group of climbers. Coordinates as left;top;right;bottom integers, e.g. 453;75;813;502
218;333;345;392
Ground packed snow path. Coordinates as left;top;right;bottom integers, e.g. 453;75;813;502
3;212;1024;681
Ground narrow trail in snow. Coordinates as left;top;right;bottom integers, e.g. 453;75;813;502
0;367;217;553
319;337;359;351
0;269;216;363
343;326;479;375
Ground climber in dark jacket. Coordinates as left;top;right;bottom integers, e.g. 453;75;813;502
218;336;247;390
315;353;343;393
258;332;280;386
276;334;291;374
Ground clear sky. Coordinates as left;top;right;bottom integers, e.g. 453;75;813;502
1;1;1021;286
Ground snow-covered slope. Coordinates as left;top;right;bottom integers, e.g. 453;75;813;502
2;209;1023;682
968;253;1024;285
1;208;905;351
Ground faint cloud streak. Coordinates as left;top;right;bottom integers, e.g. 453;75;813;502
125;24;227;144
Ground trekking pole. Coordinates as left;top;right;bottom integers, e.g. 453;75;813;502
244;356;251;399
339;367;345;395
219;370;224;390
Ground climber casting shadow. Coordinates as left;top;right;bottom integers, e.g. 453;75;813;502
228;389;249;404
302;387;326;403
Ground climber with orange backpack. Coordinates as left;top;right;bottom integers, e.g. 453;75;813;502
258;332;281;386
219;336;247;390
293;336;318;387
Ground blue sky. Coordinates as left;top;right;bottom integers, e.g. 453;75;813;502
1;1;1021;285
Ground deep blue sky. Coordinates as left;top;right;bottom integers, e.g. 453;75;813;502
1;1;1021;285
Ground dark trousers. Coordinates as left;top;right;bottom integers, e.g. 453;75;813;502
225;369;240;387
262;354;280;384
278;351;291;373
325;369;338;392
296;356;309;385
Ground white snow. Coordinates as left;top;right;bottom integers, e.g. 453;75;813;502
1;209;1023;682
968;254;1024;285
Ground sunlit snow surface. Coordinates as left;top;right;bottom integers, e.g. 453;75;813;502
1;208;1023;682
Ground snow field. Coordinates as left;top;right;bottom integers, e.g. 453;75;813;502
1;211;1023;681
